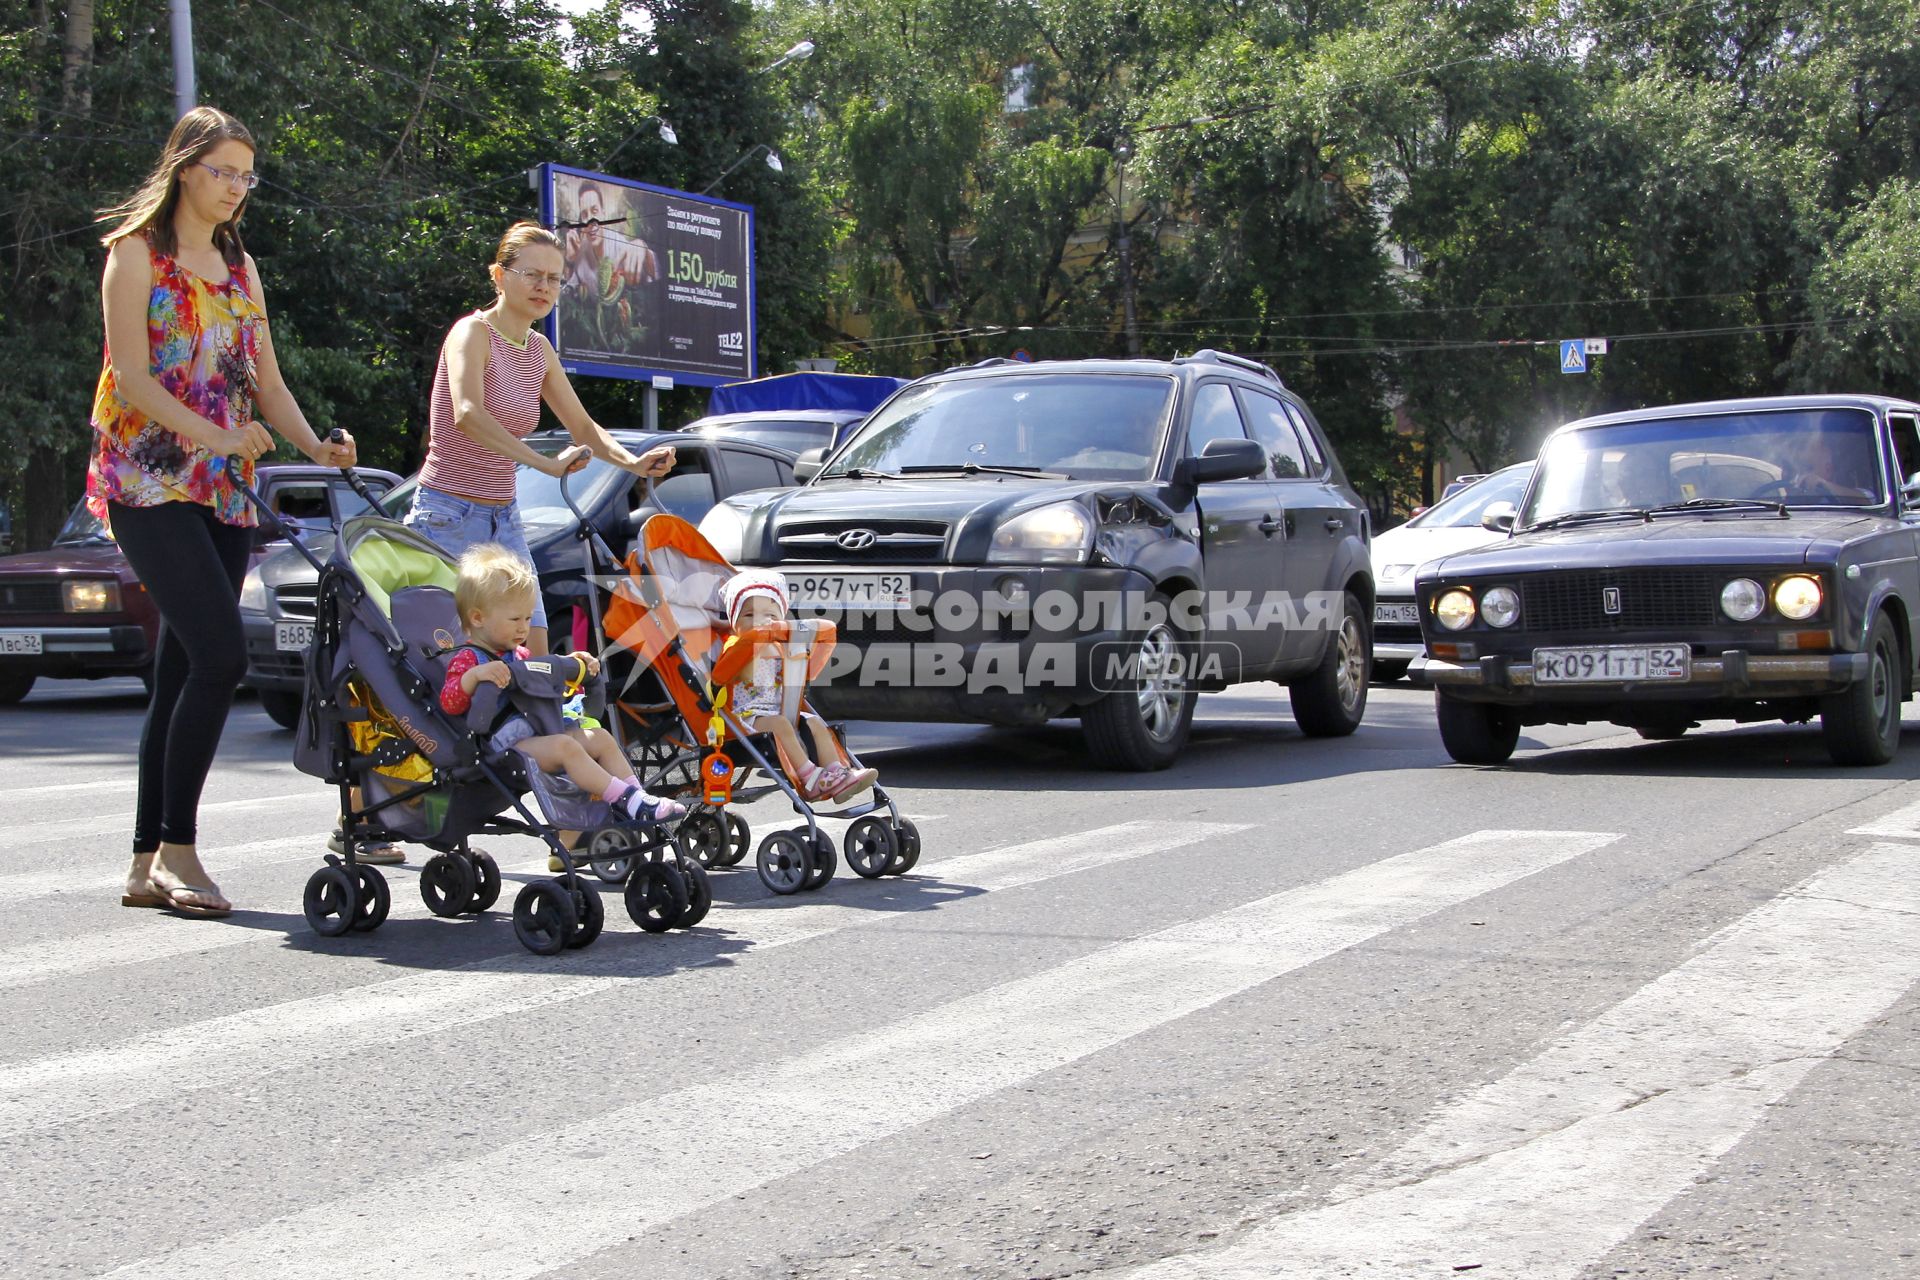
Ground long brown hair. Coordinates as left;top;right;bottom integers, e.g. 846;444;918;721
99;107;256;265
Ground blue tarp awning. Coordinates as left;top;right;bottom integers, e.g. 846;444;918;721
707;372;908;416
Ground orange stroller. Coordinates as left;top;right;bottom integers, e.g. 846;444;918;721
594;513;921;894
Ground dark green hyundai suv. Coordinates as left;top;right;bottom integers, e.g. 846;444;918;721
697;352;1375;769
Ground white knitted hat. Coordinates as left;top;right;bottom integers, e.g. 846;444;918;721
722;569;790;628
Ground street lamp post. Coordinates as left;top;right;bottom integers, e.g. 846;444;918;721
600;115;678;170
699;144;783;197
756;40;815;76
1113;134;1142;358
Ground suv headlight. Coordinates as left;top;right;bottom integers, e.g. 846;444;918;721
1480;586;1520;628
64;579;120;612
1434;589;1476;631
987;502;1092;564
1720;578;1765;622
239;571;268;614
1773;575;1822;621
697;502;749;564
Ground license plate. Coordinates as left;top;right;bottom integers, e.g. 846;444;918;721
0;631;42;656
790;572;912;609
1374;603;1419;626
1533;644;1691;683
275;621;315;652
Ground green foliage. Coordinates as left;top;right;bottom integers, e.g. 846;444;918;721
4;0;1916;544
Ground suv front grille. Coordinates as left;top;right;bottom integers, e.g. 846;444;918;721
0;580;62;615
1518;568;1726;631
777;519;949;564
273;583;319;619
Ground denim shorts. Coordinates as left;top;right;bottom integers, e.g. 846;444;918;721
404;486;547;629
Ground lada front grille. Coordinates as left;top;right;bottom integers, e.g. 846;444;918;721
1518;568;1724;631
0;580;62;614
777;519;949;564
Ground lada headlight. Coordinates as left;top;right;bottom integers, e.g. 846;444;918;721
64;579;120;612
987;502;1092;564
1480;586;1520;628
1434;589;1477;631
1720;578;1765;622
1773;575;1822;621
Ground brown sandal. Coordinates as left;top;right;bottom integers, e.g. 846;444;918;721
146;874;232;919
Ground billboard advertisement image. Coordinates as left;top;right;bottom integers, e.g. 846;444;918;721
538;162;756;387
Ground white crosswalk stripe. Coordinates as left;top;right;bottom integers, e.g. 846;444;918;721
1117;840;1920;1280
0;819;1244;1136
98;828;1620;1279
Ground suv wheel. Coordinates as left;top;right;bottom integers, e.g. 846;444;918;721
1289;590;1370;736
259;689;304;730
1436;691;1520;764
0;670;34;705
1821;612;1903;766
1081;598;1196;771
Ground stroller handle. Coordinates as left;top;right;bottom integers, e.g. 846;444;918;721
558;463;655;566
326;428;386;510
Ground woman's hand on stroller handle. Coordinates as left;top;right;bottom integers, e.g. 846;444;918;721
542;444;592;479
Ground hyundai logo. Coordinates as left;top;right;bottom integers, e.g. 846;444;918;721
1602;586;1622;615
837;528;879;551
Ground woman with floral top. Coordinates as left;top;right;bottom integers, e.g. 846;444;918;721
92;107;356;918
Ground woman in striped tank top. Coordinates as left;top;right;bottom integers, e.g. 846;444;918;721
406;221;675;656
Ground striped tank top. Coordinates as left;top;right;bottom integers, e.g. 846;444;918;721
420;314;548;502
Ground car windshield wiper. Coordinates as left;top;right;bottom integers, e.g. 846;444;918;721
821;466;901;480
897;463;1069;480
1647;498;1788;517
1525;507;1652;532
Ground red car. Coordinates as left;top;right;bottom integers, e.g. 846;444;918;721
0;464;399;705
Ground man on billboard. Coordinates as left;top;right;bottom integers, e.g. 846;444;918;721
559;179;661;358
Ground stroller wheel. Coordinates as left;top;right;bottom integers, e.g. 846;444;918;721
512;881;577;956
303;865;360;938
676;812;728;868
675;857;713;928
420;853;477;917
467;851;502;914
804;831;837;891
349;865;391;932
721;812;751;866
886;819;923;875
584;825;637;883
562;879;605;949
756;832;811;896
844;817;899;879
625;860;690;933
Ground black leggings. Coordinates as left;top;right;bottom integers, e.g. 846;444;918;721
109;500;253;851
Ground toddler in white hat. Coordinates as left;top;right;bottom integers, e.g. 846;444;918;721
720;569;877;802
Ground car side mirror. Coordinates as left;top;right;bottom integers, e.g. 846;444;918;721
1480;500;1517;533
794;447;828;483
1180;438;1268;485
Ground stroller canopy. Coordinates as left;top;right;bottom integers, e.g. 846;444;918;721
338;515;461;618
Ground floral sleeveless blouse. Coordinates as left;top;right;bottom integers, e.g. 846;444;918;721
86;237;264;527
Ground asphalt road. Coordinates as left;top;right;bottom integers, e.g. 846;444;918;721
0;676;1915;1280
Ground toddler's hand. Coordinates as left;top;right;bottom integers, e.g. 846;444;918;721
479;660;512;688
579;653;602;677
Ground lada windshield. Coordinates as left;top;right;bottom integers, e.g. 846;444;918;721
823;373;1176;482
1522;407;1883;527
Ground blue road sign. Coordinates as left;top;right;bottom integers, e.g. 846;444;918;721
1559;340;1587;375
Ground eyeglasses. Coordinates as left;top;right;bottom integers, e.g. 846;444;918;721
195;162;260;190
502;265;565;289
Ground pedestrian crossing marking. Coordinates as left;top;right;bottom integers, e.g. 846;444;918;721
98;829;1618;1279
1118;840;1920;1279
0;820;1247;1136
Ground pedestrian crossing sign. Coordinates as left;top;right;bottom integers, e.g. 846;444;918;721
1559;340;1587;374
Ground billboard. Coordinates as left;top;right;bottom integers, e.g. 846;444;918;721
536;162;756;387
